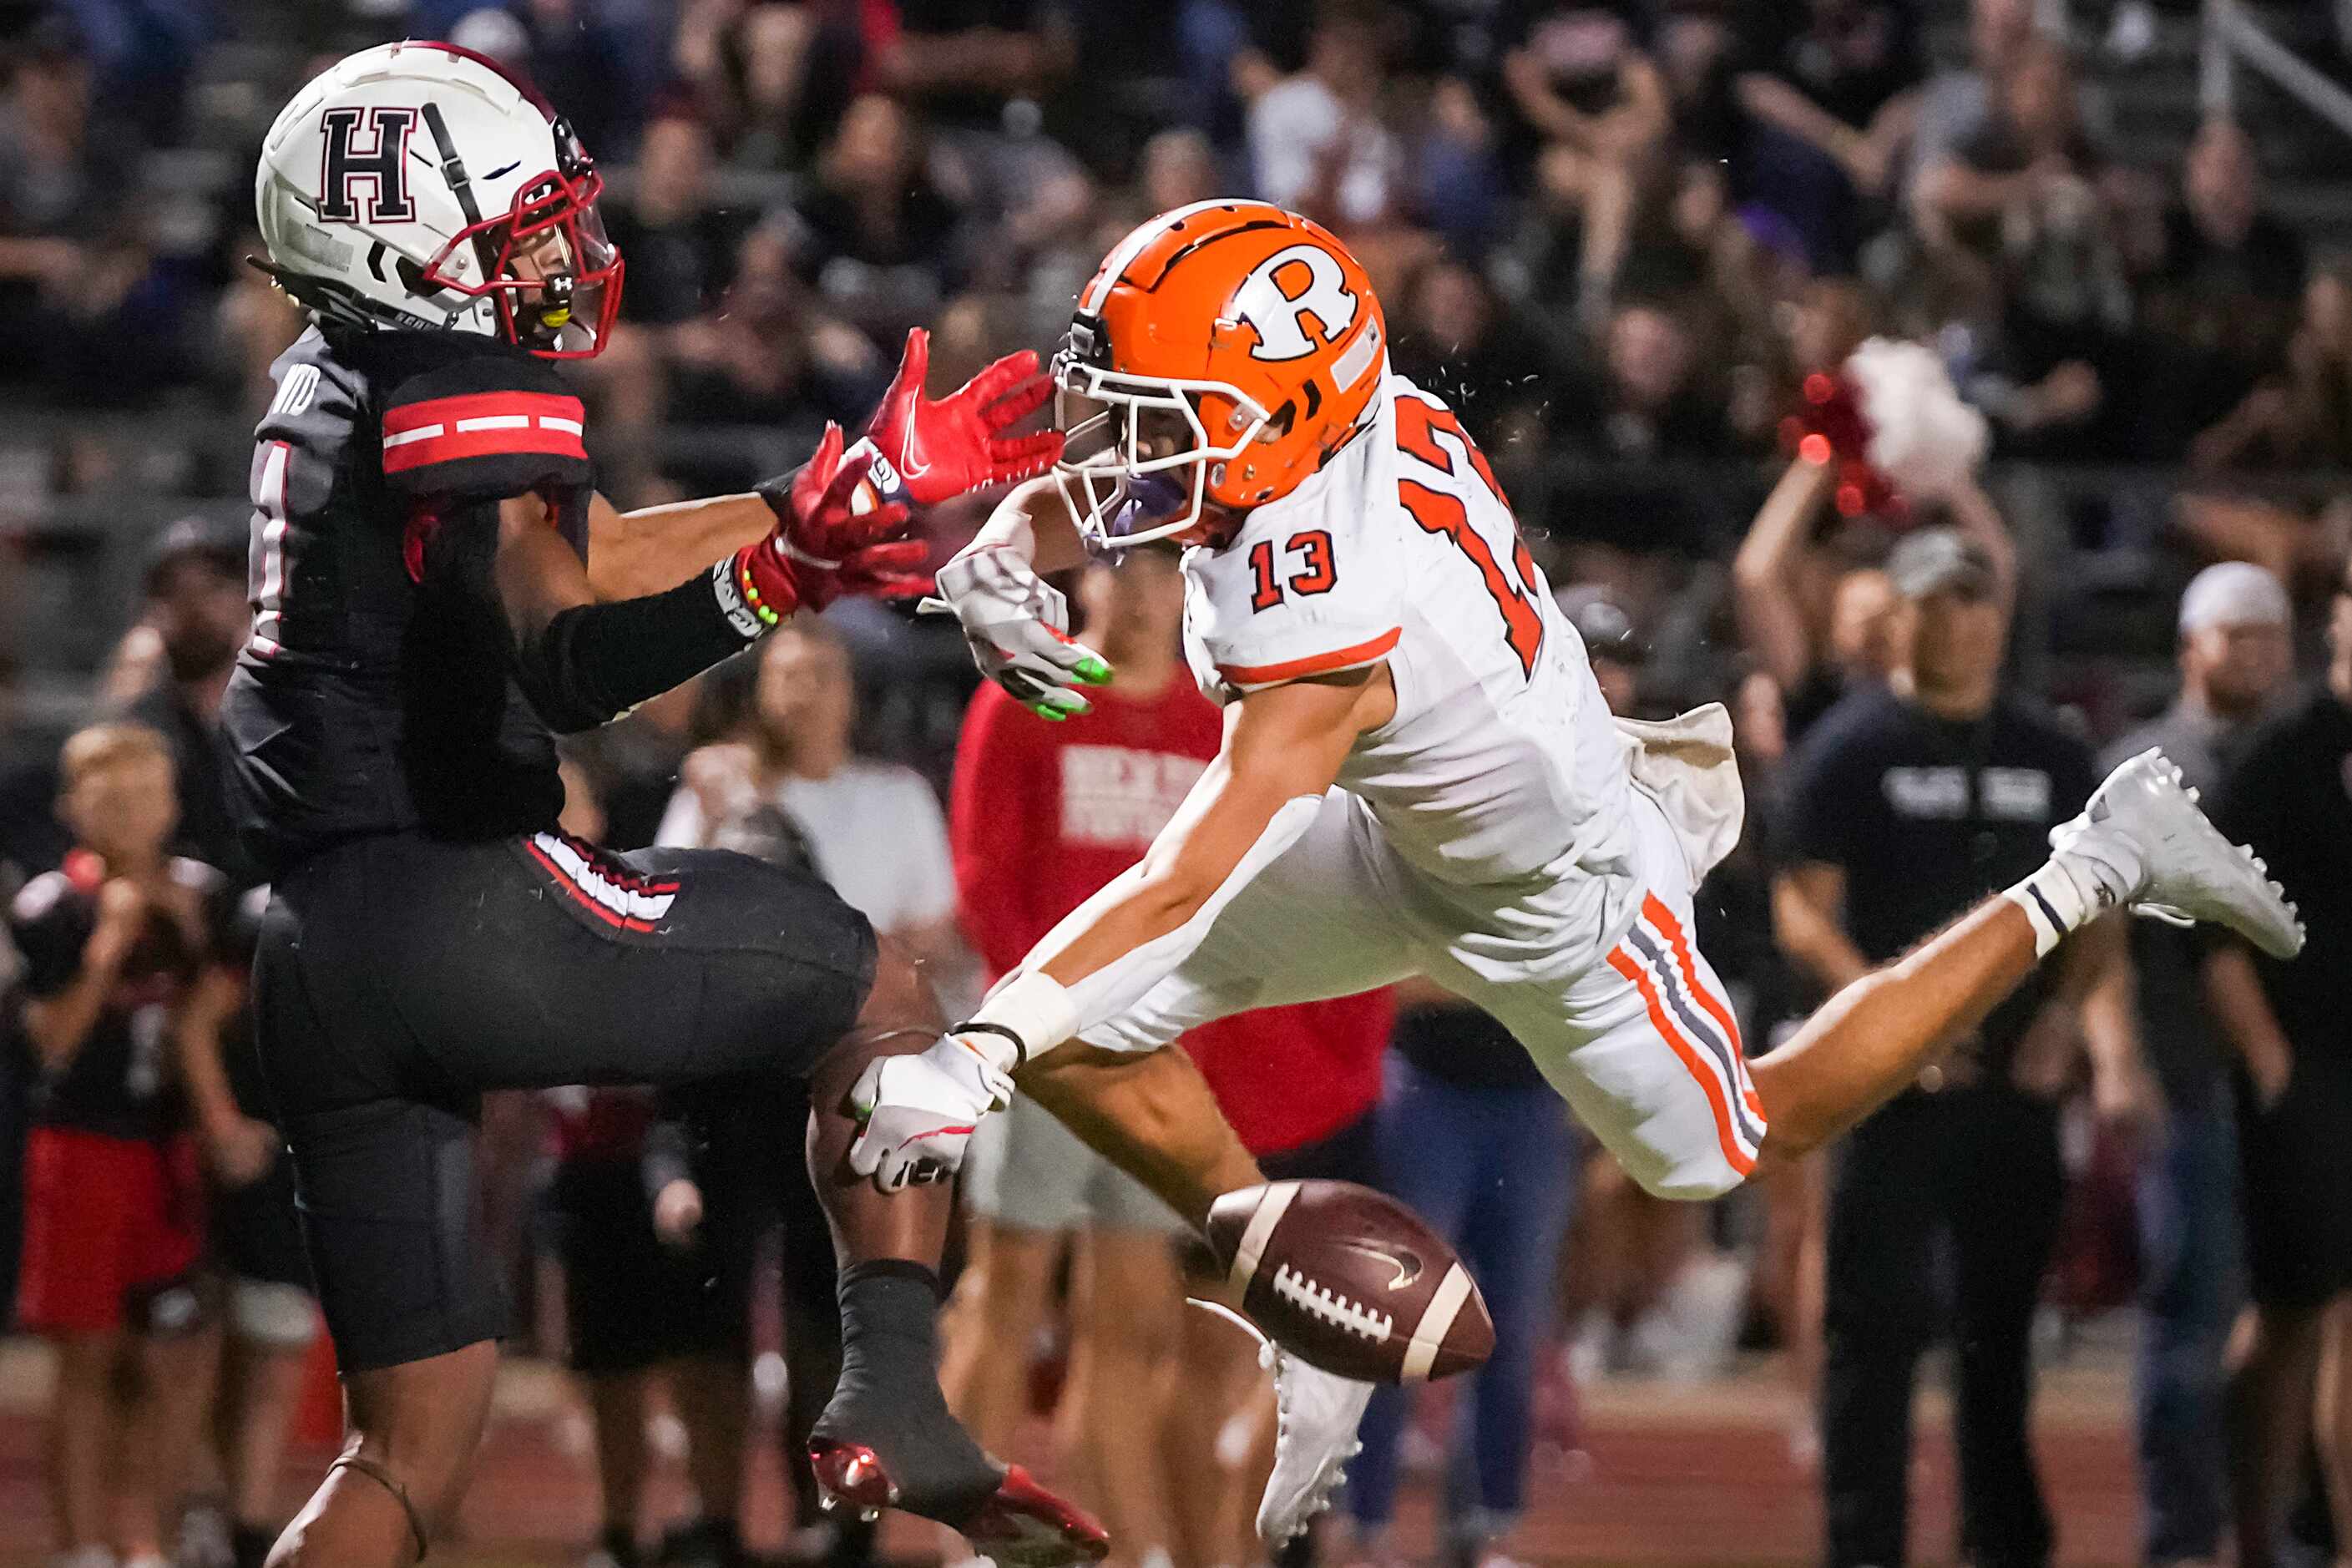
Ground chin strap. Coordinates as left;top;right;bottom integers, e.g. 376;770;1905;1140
329;1453;430;1563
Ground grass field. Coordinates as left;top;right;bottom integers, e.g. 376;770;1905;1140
0;1340;2143;1566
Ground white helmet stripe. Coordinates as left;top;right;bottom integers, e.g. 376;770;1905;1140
1079;199;1242;316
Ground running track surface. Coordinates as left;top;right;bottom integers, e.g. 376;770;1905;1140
0;1348;2140;1566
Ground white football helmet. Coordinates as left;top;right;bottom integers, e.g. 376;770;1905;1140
255;40;623;357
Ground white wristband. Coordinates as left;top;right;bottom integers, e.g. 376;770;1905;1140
2002;859;2093;958
963;969;1079;1072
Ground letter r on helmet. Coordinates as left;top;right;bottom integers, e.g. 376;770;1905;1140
1231;244;1359;362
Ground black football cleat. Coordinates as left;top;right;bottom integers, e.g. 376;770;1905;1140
807;1439;1109;1568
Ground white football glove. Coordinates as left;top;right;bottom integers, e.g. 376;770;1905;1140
928;546;1113;720
847;1034;1016;1192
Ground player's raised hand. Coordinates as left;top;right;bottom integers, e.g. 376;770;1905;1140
930;545;1113;720
864;328;1065;506
846;1034;1014;1192
739;423;932;622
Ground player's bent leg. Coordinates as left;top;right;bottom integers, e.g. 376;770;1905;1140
1454;796;1763;1201
804;938;1109;1566
266;1341;498;1567
1750;898;2042;1161
1754;748;2304;1162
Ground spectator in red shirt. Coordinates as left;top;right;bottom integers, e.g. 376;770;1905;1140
941;546;1392;1568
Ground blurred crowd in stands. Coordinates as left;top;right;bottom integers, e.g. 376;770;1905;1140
9;1;2352;1567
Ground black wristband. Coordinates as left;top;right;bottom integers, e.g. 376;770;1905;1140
948;1019;1029;1070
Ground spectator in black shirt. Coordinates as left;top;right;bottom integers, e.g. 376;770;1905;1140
1388;259;1550;453
0;18;190;405
8;722;225;1568
2137;118;2306;467
880;0;1072;136
2103;561;2295;1568
2207;552;2352;1568
1920;41;2133;459
1775;526;2123;1568
1499;0;1670;324
792;94;969;344
659;220;889;491
600;104;752;331
1732;0;1924;271
123;517;255;885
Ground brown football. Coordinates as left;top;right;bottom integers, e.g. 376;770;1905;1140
1203;1180;1494;1383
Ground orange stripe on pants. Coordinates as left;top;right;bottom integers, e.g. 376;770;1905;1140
1605;943;1756;1179
1641;895;1767;1129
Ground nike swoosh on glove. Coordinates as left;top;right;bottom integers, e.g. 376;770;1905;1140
867;328;1065;505
847;1035;1015;1193
932;546;1112;720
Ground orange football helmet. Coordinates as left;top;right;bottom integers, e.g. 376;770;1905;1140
1054;200;1388;548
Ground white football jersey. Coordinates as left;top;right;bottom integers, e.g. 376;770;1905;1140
1181;370;1637;890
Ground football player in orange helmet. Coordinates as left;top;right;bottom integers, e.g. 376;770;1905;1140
1051;202;1388;549
873;201;2303;1547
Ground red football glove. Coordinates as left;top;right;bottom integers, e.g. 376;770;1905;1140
862;327;1065;507
735;424;932;623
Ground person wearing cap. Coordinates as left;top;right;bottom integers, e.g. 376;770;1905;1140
119;517;324;1567
2103;560;2293;1568
1555;586;1647;717
2205;552;2352;1568
1774;524;2120;1568
119;518;255;885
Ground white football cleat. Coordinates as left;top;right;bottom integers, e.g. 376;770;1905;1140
1186;1298;1374;1545
1257;1343;1373;1545
2054;747;2304;959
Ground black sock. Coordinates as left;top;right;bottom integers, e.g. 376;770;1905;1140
833;1260;946;1387
817;1260;999;1520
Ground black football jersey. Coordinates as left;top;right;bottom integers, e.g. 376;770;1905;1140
220;326;595;876
8;856;231;1140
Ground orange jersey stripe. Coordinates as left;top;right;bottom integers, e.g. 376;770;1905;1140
1641;893;1748;1060
1217;627;1401;687
1606;943;1756;1179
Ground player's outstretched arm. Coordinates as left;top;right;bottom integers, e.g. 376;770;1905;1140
586;327;1061;601
1020;670;1386;1009
844;667;1392;1191
491;427;920;732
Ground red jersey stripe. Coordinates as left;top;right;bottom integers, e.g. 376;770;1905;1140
1217;627;1402;687
382;390;583;434
382;390;587;473
382;419;589;473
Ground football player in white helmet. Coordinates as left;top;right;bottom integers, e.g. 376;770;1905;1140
232;42;1095;1568
253;38;623;356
